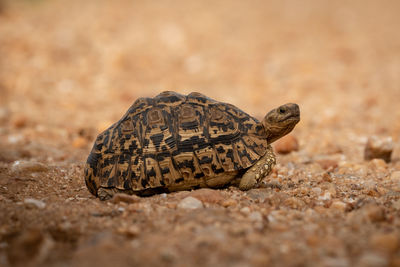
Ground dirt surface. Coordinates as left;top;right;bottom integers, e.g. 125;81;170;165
1;0;400;266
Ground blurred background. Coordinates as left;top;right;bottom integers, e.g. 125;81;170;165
1;0;400;141
1;1;400;266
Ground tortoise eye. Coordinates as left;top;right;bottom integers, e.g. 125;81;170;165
278;107;286;114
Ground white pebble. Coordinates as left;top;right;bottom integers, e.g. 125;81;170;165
330;201;347;212
390;171;400;182
8;135;24;144
312;187;322;195
318;191;331;201
118;207;125;212
11;160;49;174
240;207;251;214
177;196;203;210
358;252;387;267
248;211;263;222
24;198;46;209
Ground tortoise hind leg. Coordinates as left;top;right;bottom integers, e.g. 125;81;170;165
97;188;120;201
97;187;136;200
239;145;276;190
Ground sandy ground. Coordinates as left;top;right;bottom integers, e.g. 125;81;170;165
1;0;400;266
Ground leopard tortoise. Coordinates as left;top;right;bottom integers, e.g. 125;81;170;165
84;91;300;200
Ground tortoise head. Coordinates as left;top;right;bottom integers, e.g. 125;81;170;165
262;103;300;144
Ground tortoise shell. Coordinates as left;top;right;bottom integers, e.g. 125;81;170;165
84;91;269;196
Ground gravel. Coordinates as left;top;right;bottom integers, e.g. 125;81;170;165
1;0;400;266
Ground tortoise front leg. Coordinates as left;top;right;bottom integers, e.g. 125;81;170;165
239;145;276;190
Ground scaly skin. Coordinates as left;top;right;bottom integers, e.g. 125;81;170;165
84;91;300;200
239;145;276;190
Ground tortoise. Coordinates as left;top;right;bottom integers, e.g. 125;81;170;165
84;91;300;200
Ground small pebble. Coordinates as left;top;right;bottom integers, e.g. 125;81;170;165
283;197;305;209
358;252;388;267
330;200;347;212
12;114;28;128
0;107;9;122
246;189;271;201
369;232;399;253
321;258;349;267
305;234;320;247
368;158;387;170
177;196;203;210
189;188;224;204
364;136;393;163
274;135;299;154
327;185;337;198
390;171;400;182
117;225;140;238
322;172;333;182
316;159;338;170
24;198;46;209
72;136;88;148
7;134;24;144
306;163;323;173
248;211;263;222
166;202;177;209
312;187;322;195
111;193;140;204
11;161;49;174
240;207;251;214
221;199;237;207
362;204;385;222
118;207;125;213
262;180;282;189
318;191;331;201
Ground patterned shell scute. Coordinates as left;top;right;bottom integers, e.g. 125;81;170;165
85;91;268;194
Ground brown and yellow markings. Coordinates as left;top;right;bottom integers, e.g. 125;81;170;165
147;109;164;125
127;97;153;116
154;91;186;105
85;91;271;196
209;105;226;122
144;157;164;187
187;92;216;105
194;146;224;176
177;104;202;131
172;151;203;182
155;153;182;185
